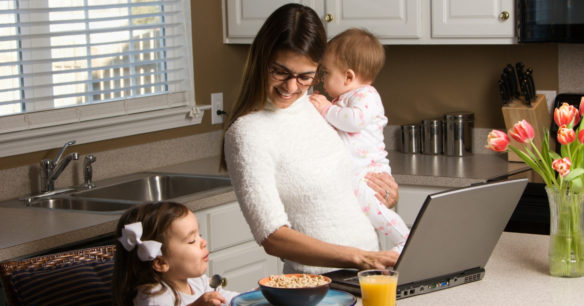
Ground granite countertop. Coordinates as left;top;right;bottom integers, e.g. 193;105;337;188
352;232;584;305
0;152;529;262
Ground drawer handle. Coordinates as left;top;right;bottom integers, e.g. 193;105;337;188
325;13;334;23
499;11;510;21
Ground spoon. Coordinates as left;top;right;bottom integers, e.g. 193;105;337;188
209;274;227;291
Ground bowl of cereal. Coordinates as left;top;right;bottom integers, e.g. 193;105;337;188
258;273;331;306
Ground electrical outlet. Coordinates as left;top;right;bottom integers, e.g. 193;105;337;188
211;92;223;125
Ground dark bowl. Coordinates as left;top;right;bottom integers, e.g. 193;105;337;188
258;274;331;306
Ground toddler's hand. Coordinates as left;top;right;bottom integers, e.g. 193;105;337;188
189;291;226;306
309;93;332;117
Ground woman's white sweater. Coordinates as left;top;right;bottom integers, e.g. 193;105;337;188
224;94;379;274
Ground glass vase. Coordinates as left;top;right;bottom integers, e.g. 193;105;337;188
545;187;584;277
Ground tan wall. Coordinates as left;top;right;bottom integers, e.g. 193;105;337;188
377;44;558;128
0;1;559;170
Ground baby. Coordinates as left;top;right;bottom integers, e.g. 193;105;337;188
112;202;238;305
309;28;409;253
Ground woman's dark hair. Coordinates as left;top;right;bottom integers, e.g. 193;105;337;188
220;3;327;170
112;202;189;306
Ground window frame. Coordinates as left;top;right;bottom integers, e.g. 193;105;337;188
0;0;198;158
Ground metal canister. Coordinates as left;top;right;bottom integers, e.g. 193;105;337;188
443;112;474;156
421;119;443;155
401;124;421;154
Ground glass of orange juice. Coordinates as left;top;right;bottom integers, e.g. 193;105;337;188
358;269;398;306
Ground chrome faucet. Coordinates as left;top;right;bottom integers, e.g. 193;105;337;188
40;140;79;193
83;154;96;189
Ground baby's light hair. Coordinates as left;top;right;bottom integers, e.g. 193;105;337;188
326;28;385;82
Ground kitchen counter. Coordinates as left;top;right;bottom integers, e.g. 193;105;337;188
0;157;237;262
0;153;528;262
155;152;530;188
354;232;584;305
388;151;530;187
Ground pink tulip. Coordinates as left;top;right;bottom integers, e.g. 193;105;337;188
552;157;572;178
554;102;580;127
579;129;584;144
486;130;509;152
557;125;576;145
508;120;535;144
580;97;584;118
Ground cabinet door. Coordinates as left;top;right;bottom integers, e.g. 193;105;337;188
208;241;280;292
223;0;320;43
201;202;255;252
431;0;514;38
324;0;422;39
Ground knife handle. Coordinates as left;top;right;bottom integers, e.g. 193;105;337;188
498;79;509;105
526;68;536;102
521;79;532;106
505;64;520;98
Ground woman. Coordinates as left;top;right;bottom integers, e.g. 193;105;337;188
222;3;399;274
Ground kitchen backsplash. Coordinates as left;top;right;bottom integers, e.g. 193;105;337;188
559;44;584;93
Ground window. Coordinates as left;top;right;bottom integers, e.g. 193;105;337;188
0;0;196;157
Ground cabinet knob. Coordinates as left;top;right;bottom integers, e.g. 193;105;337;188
499;11;510;21
325;13;334;23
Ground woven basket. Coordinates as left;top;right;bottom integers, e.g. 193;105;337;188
0;245;116;306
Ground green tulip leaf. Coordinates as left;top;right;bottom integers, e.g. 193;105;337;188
565;168;584;181
508;146;551;185
549;151;562;160
572;177;583;193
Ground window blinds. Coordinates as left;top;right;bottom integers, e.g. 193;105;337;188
0;0;188;116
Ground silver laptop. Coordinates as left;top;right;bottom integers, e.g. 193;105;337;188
324;178;528;299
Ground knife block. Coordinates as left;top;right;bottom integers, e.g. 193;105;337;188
501;94;551;162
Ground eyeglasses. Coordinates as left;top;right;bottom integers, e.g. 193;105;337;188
269;65;317;86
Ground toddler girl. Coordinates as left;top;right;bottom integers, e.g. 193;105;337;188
112;202;238;306
309;28;409;253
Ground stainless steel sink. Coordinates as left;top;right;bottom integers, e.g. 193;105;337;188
27;197;137;212
16;172;232;213
72;173;232;202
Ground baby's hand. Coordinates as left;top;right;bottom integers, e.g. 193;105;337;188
189;291;226;306
309;93;332;116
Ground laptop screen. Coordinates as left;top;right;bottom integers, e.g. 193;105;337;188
395;179;527;285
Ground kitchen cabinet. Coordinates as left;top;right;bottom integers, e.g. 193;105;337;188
222;0;514;44
208;241;279;292
222;0;420;43
197;201;280;292
323;0;422;40
222;0;304;44
378;184;450;250
431;0;514;38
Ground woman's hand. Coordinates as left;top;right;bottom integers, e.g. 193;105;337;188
190;291;226;306
356;249;400;270
365;172;399;209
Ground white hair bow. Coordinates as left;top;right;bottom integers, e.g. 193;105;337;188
118;222;163;261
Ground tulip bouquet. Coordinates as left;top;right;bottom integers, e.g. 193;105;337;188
486;99;584;277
